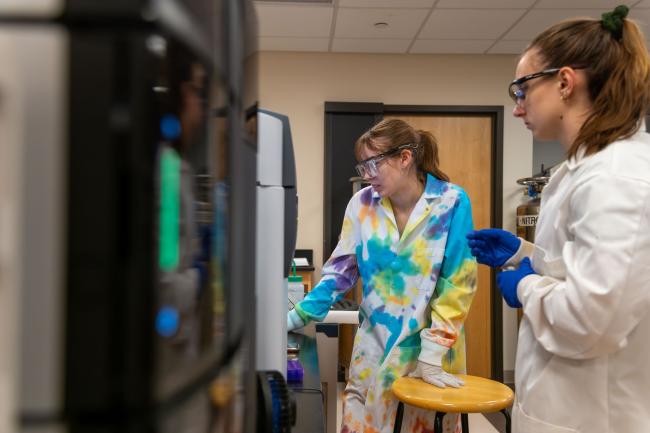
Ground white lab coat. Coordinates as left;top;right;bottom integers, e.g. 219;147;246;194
508;128;650;433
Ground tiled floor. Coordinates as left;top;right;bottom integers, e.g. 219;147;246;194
335;383;504;433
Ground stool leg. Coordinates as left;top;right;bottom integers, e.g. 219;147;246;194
501;409;511;433
461;413;469;433
434;411;446;433
393;402;404;433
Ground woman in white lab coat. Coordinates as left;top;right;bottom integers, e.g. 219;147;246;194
467;5;650;433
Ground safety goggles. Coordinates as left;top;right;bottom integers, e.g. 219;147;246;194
508;68;561;104
355;144;415;178
508;66;585;105
508;66;584;105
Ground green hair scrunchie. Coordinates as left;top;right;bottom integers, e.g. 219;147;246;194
601;5;629;40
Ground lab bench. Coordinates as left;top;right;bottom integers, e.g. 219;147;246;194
288;325;325;433
288;311;359;433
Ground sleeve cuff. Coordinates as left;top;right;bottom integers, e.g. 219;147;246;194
505;238;535;267
517;273;540;308
287;309;306;330
418;332;449;366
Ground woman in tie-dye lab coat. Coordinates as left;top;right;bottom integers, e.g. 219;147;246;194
287;119;477;433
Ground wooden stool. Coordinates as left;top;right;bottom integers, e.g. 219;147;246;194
391;375;514;433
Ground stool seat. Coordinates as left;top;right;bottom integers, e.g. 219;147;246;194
392;375;514;414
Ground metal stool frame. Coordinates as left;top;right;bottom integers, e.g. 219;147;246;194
393;401;511;433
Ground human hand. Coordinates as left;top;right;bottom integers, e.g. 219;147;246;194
408;360;464;388
496;257;535;308
466;229;521;267
287;309;306;332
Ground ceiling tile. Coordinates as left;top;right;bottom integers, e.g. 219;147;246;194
632;7;650;20
335;7;428;38
410;39;493;53
419;9;526;39
259;37;330;51
332;38;411;53
487;40;529;54
255;4;333;37
436;0;535;8
631;8;650;36
339;0;435;7
631;7;650;20
503;9;608;39
535;0;625;8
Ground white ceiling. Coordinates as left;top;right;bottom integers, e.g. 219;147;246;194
254;0;650;54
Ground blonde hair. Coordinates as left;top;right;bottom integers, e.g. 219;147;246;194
528;14;650;158
354;118;449;182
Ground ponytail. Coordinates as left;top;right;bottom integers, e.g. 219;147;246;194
572;19;650;156
528;8;650;157
416;129;449;182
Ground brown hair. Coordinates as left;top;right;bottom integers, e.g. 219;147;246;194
527;14;650;158
354;118;449;182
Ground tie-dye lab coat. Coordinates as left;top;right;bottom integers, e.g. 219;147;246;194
294;174;477;433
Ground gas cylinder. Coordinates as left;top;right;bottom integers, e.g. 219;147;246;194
516;176;549;243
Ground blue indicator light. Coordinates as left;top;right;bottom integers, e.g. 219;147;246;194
160;114;181;140
156;306;179;337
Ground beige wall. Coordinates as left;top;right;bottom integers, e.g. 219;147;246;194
0;33;20;432
258;51;532;371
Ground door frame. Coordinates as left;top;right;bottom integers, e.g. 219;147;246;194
324;102;504;380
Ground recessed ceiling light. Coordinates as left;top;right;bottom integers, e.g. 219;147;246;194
374;22;389;29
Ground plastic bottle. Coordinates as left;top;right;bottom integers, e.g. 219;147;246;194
287;274;304;309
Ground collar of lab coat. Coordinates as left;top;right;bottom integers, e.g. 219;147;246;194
565;118;647;172
370;173;446;202
565;146;587;171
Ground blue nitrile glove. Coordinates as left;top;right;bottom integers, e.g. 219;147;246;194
496;257;535;308
466;229;521;267
287;309;306;332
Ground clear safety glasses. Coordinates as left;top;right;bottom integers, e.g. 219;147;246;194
355;144;415;178
508;68;561;104
508;66;584;105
